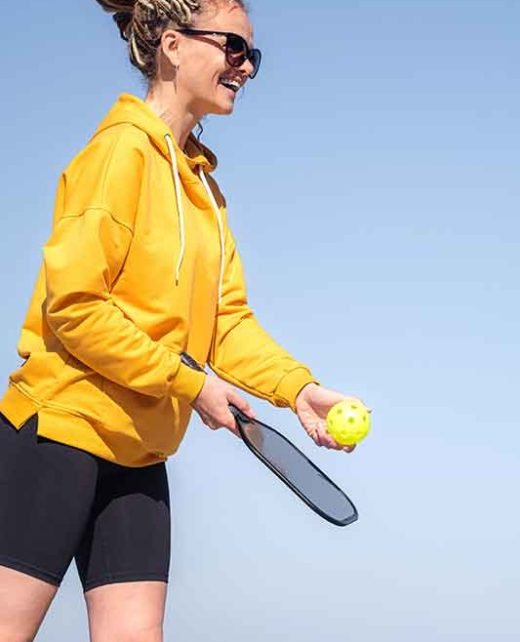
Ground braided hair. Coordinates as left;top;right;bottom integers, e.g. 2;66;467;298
96;0;247;79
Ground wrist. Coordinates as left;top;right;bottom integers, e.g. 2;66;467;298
295;382;320;407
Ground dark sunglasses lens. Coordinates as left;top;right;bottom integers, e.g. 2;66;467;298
249;49;261;78
226;34;247;59
225;35;261;78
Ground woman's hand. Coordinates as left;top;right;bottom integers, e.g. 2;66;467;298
295;383;368;453
191;375;256;437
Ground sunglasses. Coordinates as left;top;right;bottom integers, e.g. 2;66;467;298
176;28;262;79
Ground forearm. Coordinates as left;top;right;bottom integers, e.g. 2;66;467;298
208;311;318;410
44;208;205;403
46;295;204;402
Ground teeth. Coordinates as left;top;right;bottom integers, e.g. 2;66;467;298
220;79;241;92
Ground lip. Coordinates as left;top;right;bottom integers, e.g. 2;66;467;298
219;84;238;98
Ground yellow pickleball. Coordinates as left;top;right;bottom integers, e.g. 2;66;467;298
326;399;371;446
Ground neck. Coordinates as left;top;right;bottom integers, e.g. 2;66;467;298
145;83;199;149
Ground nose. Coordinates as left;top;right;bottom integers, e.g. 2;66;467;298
240;56;255;79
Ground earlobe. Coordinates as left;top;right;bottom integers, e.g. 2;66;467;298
161;30;181;69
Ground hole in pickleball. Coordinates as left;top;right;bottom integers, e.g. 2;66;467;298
348;418;354;423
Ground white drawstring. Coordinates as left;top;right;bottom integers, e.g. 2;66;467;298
164;134;226;304
198;168;226;304
164;134;186;287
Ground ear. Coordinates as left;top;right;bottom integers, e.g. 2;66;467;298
160;29;181;69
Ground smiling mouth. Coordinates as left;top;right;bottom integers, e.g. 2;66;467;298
218;78;242;93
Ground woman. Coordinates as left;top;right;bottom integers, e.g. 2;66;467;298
0;0;360;640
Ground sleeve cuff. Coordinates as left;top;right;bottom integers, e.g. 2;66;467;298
273;368;320;412
168;362;206;404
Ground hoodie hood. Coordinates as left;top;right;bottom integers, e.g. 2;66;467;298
94;93;218;175
93;93;226;301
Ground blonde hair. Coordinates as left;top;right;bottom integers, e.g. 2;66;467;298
96;0;247;80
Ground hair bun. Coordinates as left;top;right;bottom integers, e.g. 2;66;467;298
113;11;133;40
95;0;136;40
95;0;136;11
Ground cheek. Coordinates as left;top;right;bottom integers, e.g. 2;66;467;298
187;59;221;92
196;47;228;79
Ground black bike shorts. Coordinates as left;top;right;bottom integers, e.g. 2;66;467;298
0;412;170;592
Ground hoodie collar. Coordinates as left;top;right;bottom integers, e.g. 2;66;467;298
94;93;218;177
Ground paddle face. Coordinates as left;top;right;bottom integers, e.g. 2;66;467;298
229;405;358;527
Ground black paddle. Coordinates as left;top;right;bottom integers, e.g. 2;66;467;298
181;352;358;526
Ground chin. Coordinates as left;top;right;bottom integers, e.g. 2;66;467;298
199;91;236;116
208;101;235;116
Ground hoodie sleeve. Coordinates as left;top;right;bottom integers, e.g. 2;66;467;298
43;133;205;403
207;217;319;411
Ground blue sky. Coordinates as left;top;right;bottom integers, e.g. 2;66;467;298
1;1;519;640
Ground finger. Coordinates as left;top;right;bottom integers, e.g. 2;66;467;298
331;436;355;451
200;409;239;435
320;426;353;452
320;432;343;450
306;420;322;447
226;423;241;438
313;431;323;447
218;414;238;433
308;420;333;449
227;393;256;419
198;412;217;430
208;417;241;437
310;415;358;452
304;425;320;447
312;419;340;450
219;408;242;437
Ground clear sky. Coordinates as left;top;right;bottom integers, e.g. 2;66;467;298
1;1;519;640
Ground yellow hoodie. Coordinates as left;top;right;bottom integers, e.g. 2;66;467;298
0;94;318;466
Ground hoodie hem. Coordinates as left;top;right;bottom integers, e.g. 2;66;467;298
0;384;168;467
